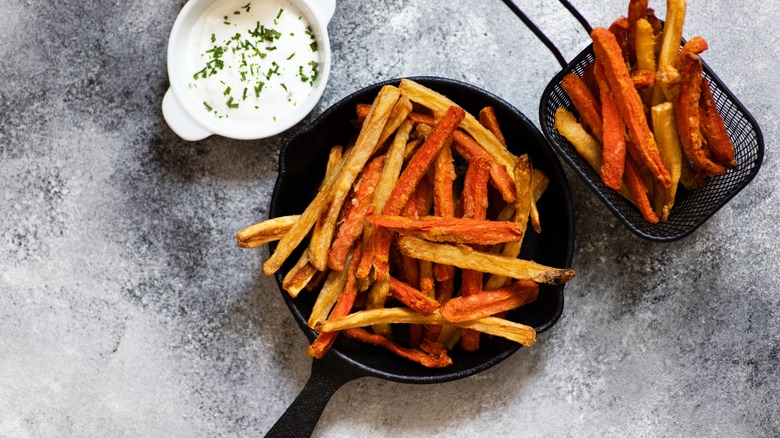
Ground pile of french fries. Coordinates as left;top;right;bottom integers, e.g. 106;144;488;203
237;79;575;368
554;0;737;223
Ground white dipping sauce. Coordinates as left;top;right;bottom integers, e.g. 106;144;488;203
186;0;321;124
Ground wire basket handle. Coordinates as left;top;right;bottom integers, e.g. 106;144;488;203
499;0;592;68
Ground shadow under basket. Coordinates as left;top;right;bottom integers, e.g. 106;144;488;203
539;46;764;241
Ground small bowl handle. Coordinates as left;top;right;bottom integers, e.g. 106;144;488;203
162;88;212;141
310;0;336;23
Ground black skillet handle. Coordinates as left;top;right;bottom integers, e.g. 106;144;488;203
265;354;365;438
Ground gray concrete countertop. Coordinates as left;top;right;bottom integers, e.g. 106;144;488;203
1;0;778;436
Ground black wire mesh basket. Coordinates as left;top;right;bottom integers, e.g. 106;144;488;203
503;0;764;241
539;47;764;241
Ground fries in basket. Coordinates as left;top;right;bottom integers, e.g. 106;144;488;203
554;0;737;223
237;80;575;367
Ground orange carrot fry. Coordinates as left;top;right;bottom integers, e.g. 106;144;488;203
366;216;524;245
416;172;435;297
305;268;328;292
627;0;649;65
676;53;727;175
624;156;659;223
560;73;603;143
306;245;362;359
594;62;626;191
343;328;452;368
366;105;465;280
608;17;629;63
678;36;708;64
408;112;436;126
356;103;371;124
440;280;539;323
328;156;384;271
433;143;457;282
460;156;491;352
398;198;421;287
479;107;507;146
282;248;319;298
699;78;737;169
630;69;655;89
388;276;440;316
451;130;516;203
592;27;671;188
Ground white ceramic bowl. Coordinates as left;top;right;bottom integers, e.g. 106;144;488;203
162;0;335;141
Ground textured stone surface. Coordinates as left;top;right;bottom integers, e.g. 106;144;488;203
1;0;778;436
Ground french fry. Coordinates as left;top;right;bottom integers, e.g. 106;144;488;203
365;278;392;337
365;105;465;280
560;73;603;143
529;168;549;233
343;328;452;368
650;102;683;221
413;174;436;297
316;308;536;347
397;236;575;285
631;69;656;89
355;120;414;281
699;78;737;169
264;85;400;276
309;146;345;255
398;195;421;287
624;155;660;223
305;268;328;292
484;155;533;291
408;112;436;126
389;276;440;316
437;325;462;350
306;245;362;359
377;95;414;148
236;215;299;248
592;27;671;188
328;156;384;272
366;215;524;245
658;0;687;68
645;8;663;34
479;106;507;147
440;280;539;323
594;62;627;191
554;107;603;171
310;95;411;271
675;52;727;175
654;0;687;104
609;17;630;62
627;0;649;65
459;155;492;350
399;79;517;180
635;17;656;106
282;248;318;298
433;143;457;282
308;250;353;328
452;130;516;203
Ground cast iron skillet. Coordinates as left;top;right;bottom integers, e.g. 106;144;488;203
265;77;575;437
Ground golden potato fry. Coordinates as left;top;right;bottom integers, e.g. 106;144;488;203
264;85;401;276
651;102;683;221
315;308;536;347
399;79;517;181
397;236;575;285
236;215;300;249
